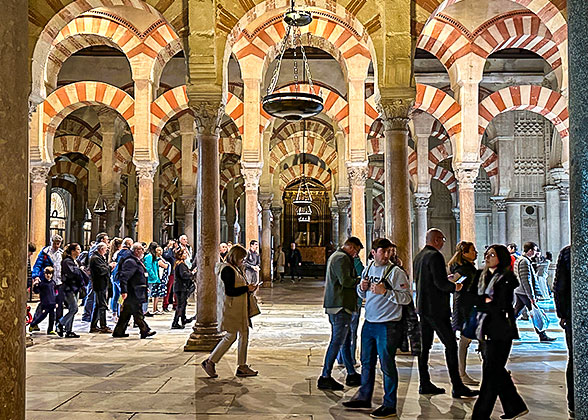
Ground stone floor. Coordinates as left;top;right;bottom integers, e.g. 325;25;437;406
25;279;571;419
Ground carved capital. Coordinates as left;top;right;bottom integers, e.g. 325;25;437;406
241;163;263;191
454;162;480;187
136;162;158;181
491;196;507;212
271;206;282;219
335;194;351;211
550;167;569;199
452;207;461;222
330;207;340;220
346;161;369;188
104;193;122;211
378;98;413;131
192;100;224;137
181;196;196;213
30;165;51;184
413;192;431;210
259;193;274;210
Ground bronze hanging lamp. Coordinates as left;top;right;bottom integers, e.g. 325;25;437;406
294;120;313;224
262;0;324;121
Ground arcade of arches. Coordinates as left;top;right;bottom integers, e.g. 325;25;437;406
2;0;588;418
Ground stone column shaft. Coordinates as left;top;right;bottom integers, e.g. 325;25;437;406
241;164;262;246
226;181;237;243
336;196;351;245
0;2;27;416
136;164;157;244
347;162;368;254
185;101;224;351
506;202;521;247
544;186;561;254
259;195;273;287
414;193;431;250
491;197;507;246
455;163;480;243
271;206;282;251
330;207;339;246
182;197;196;247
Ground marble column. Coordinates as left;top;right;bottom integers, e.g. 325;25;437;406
454;163;480;243
185;101;224;351
181;196;196;247
544;186;561;254
330;206;340;246
414;193;431;250
136;163;157;244
506;202;521;247
259;194;273;287
271;206;282;251
559;186;571;248
226;183;237;243
569;2;588;415
452;207;461;243
30;165;51;251
241;163;262;246
381;108;412;270
347;162;368;252
336;195;351;245
491;197;507;245
0;1;28;416
365;179;375;252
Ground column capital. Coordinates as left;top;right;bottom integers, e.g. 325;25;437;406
241;162;263;191
259;193;274;210
335;194;351;210
490;196;507;212
551;167;569;197
181;196;196;213
271;206;282;218
135;161;158;181
414;192;431;209
454;162;481;187
346;161;369;188
103;193;122;211
30;164;52;184
378;97;413;131
452;207;461;222
191;99;224;137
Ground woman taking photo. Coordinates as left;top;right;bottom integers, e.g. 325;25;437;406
448;241;479;386
171;249;192;329
472;244;528;420
201;244;259;378
57;243;87;338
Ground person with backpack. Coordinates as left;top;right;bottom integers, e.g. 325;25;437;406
342;238;412;419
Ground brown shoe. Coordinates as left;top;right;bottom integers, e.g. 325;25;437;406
99;327;113;334
201;359;218;378
89;327;101;333
236;365;258;377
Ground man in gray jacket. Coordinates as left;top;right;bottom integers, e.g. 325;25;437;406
318;237;363;391
513;241;555;342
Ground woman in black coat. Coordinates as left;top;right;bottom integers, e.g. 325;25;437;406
448;241;479;386
472;244;528;420
172;249;193;329
57;243;87;338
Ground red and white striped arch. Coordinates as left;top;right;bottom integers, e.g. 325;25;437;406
279;164;332;192
417;18;472;69
414;84;461;141
158;141;182;174
273;119;335;144
219;137;242;156
431;166;457;205
42;82;135;152
269;134;337;175
114;142;134;173
49;160;89;186
53;136;102;171
368;165;384;184
478;85;568;141
150;86;189;139
225;93;244;135
220;164;242;192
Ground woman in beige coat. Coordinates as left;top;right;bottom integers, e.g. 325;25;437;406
201;244;259;378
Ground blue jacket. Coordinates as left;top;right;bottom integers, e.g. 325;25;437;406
112;248;132;283
119;255;148;303
32;247;54;280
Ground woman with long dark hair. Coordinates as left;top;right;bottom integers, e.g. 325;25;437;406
57;243;87;338
171;249;192;329
472;244;528;420
448;241;479;385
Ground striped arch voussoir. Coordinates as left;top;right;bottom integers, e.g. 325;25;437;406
414;84;461;140
279;164;331;191
53;136;102;171
269;134;338;175
151;86;189;139
49;160;89;186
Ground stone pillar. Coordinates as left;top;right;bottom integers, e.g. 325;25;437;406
241;163;262;246
185;101;224;351
0;2;27;415
347;162;368;253
30;165;51;251
381;102;413;270
559;187;570;247
452;207;461;243
271;206;282;251
506;202;521;247
491;197;507;245
226;181;237;243
569;2;588;414
336;195;351;245
454;163;480;243
135;163;157;244
259;194;273;287
414;193;431;250
544;186;561;254
181;196;196;247
104;194;121;238
365;179;375;251
330;206;340;246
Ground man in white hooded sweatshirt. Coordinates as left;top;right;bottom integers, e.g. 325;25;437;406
343;238;412;419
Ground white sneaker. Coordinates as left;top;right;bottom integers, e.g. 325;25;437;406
460;373;479;386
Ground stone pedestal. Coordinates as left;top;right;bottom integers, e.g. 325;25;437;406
0;2;28;416
259;194;273;287
241;163;262;246
455;163;480;243
30;165;51;252
414;193;431;250
136;163;157;244
347;162;368;254
185;101;224;352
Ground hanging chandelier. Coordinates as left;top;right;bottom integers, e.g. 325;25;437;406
262;0;324;121
297;205;311;223
293;120;313;221
92;194;107;214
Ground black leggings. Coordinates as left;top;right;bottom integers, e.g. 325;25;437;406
173;291;188;325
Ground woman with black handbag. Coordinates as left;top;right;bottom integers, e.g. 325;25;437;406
448;241;480;386
472;245;528;420
57;243;88;338
201;244;259;378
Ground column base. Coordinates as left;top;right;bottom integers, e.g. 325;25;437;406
25;333;34;348
184;322;224;352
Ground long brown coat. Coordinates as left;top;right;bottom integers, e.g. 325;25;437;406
218;263;249;332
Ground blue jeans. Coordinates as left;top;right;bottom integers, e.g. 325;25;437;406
337;308;361;365
356;320;402;408
111;279;121;315
321;311;357;377
82;280;94;321
60;291;79;333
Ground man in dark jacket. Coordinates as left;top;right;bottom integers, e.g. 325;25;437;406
413;228;477;398
317;237;363;391
554;245;573;417
112;243;156;339
288;242;303;282
89;243;112;333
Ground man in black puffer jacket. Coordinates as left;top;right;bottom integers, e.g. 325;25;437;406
112;243;156;339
